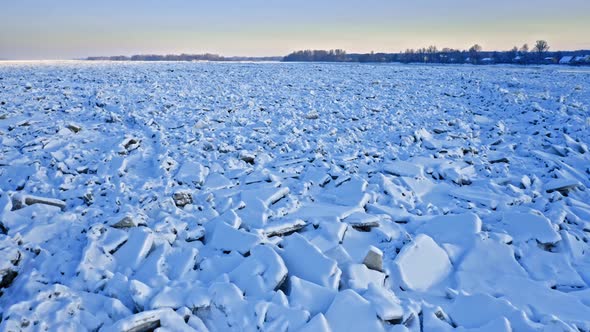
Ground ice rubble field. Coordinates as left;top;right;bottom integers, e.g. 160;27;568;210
1;61;590;332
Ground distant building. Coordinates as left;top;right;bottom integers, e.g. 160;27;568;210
573;55;590;64
559;56;573;64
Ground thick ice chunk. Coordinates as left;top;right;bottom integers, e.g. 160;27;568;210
325;289;385;332
174;161;207;186
280;233;341;289
393;234;452;291
362;245;383;272
383;160;424;178
415;213;482;245
298;314;332;332
264;219;307;237
544;178;581;194
10;193;66;211
113;227;154;272
318;177;370;207
342;212;380;229
229;244;288;296
362;283;404;321
342;264;386;291
289;276;337;315
102;308;194;332
500;211;560;244
448;293;531;330
208;221;262;254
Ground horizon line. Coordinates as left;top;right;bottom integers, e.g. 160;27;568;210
3;47;590;62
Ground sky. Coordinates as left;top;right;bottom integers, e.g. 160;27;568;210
1;0;589;60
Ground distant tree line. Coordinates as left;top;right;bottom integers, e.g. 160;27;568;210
87;53;282;62
283;41;590;66
282;49;349;62
86;40;589;66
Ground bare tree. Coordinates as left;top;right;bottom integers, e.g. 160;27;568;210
468;44;482;63
519;44;529;53
469;44;483;53
508;46;519;62
533;40;550;54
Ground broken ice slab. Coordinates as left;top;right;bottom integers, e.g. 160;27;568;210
414;213;482;246
229;244;288;296
279;233;341;289
203;172;233;190
308;219;348;253
298;314;331;332
102;308;188;332
519;241;586;288
289;276;337;315
208;221;262;255
240;185;290;207
292;203;364;220
243;169;272;185
325;289;386;332
165;247;199;281
318;177;370;207
263;219;307;237
149;286;186;310
236;199;269;230
342;263;386;290
109;213;147;229
500;211;560;244
362;283;404;321
456;237;529;293
174;161;207;186
1;283;133;331
258;301;310;330
202;209;242;240
544;178;582;194
65;123;82;133
235;185;290;230
449;186;507;209
113;227;154;272
274;157;312;167
362;245;383;272
91;226;129;255
383;160;424;178
10;193;66;211
342;212;380;229
301;167;332;187
393;234;452;292
563;133;589;154
447;293;535;330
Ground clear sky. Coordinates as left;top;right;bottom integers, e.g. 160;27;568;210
1;0;589;59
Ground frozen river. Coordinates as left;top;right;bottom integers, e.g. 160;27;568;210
1;61;590;331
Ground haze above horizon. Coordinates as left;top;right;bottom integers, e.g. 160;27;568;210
1;0;589;60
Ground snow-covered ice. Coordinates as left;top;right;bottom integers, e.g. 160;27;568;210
1;61;590;331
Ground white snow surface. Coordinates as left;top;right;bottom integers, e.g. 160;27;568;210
1;61;590;331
